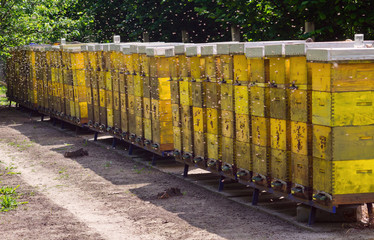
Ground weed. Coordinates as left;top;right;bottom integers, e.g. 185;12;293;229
104;161;112;168
182;191;187;196
6;172;21;175
58;168;66;174
0;185;28;212
132;164;146;174
55;168;69;180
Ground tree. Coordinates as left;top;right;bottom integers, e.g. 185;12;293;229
0;0;92;60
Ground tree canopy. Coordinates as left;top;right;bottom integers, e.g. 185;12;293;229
1;0;374;59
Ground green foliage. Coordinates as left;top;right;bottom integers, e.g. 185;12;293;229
0;185;28;212
1;0;374;60
0;0;93;60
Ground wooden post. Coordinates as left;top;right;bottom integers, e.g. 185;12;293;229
305;21;315;41
231;25;240;42
142;32;150;42
181;30;189;43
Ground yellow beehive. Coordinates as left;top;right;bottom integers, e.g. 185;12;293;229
81;44;94;125
230;43;251;178
146;46;174;152
245;46;271;186
63;44;88;124
307;46;374;205
94;44;107;129
185;45;207;164
201;45;221;169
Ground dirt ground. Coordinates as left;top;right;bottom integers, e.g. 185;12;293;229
0;106;374;240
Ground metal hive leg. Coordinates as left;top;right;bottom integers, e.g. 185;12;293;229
128;144;133;155
183;164;189;178
252;188;260;206
308;206;317;226
218;176;225;192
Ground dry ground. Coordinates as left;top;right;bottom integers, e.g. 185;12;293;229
0;105;374;239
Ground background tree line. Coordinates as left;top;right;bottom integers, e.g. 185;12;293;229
1;0;374;59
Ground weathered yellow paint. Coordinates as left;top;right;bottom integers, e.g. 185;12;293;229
236;141;251;170
311;63;331;92
313;125;374;161
205;56;216;81
190;56;202;80
127;95;135;115
88;52;97;70
233;55;248;81
334;159;374;194
207;133;220;160
220;55;233;81
178;55;190;77
71;53;85;70
171;103;180;127
313;157;333;194
193;131;206;157
221;110;234;138
113;91;120;111
173;126;182;150
291;153;312;187
191;82;204;108
158;77;171;100
134;74;143;97
311;62;374;92
289;56;307;85
234;85;249;114
222;136;235;165
144;118;152;140
151;99;172;122
252;144;270;176
135;116;143;136
182;125;193;153
312;91;374;126
134;96;143;116
181;105;193;131
205;82;220;109
290;89;310;122
249;58;265;83
170;80;179;104
269;87;287;120
221;83;233;111
159;121;174;144
270;118;288;151
193;107;206;133
271;149;290;182
250;85;268;117
252;116;270;147
206;108;219;134
127;75;134;95
179;81;192;106
120;92;128;131
291;121;310;155
268;57;288;85
235;114;250;143
79;102;88;119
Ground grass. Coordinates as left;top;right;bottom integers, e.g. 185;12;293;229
104;161;112;168
0;85;10;106
0;185;28;212
55;167;69;180
7;140;34;151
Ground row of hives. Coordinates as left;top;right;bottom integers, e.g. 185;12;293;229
5;36;374;212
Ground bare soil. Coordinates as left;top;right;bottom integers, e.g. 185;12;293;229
0;106;374;239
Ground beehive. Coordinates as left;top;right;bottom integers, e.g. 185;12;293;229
307;47;374;206
146;46;174;152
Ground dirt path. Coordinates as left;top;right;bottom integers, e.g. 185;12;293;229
0;106;374;240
